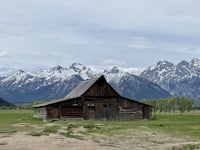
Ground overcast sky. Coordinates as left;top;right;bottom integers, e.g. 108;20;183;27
0;0;200;74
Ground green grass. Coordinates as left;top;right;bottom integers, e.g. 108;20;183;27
43;125;60;133
0;109;200;141
149;113;200;140
170;144;199;150
55;112;200;141
59;123;83;139
28;131;42;136
0;110;44;133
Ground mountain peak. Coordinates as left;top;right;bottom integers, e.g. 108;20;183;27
190;58;200;67
12;70;26;76
70;63;87;72
51;65;64;71
104;66;120;74
69;63;93;80
177;60;189;67
110;66;120;73
148;60;174;71
18;70;25;73
156;60;174;66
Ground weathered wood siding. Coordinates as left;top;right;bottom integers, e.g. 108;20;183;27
81;77;120;120
34;107;46;119
60;98;83;119
119;98;152;120
33;75;152;121
83;97;119;120
84;78;118;97
46;105;60;120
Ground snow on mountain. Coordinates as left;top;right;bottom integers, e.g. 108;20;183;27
0;62;170;103
117;73;170;100
103;66;127;83
0;63;93;103
0;70;39;87
35;65;72;83
190;58;200;68
35;63;93;81
141;60;176;84
69;63;94;80
103;66;170;100
141;58;200;104
0;67;17;77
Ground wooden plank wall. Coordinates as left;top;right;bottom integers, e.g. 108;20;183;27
43;97;151;120
119;98;151;120
119;107;142;120
46;105;60;119
34;107;46;119
61;107;83;118
84;79;118;97
60;98;83;119
83;97;119;120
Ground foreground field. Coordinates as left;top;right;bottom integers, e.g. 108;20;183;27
0;110;200;150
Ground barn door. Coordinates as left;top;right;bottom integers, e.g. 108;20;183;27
47;106;60;119
142;106;149;119
86;104;95;120
102;103;118;120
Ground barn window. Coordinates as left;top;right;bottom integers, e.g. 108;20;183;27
72;100;78;106
104;104;113;108
87;104;95;107
37;108;45;114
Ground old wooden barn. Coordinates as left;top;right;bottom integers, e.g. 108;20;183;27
33;75;152;120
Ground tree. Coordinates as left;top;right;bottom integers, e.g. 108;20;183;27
186;98;195;112
176;96;195;113
157;98;165;113
141;96;196;114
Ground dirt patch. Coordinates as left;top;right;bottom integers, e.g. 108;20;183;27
90;130;200;150
0;132;118;150
0;129;199;150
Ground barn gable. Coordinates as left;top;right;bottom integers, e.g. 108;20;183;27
33;75;152;120
83;75;119;97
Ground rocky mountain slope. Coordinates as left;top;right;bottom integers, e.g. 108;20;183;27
104;67;170;100
0;63;170;103
141;58;200;104
0;97;14;106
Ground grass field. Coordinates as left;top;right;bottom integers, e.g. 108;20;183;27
0;110;200;150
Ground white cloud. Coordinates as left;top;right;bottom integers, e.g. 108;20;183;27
100;59;145;75
88;64;144;75
0;51;10;58
119;67;145;75
127;37;155;49
0;0;200;69
102;59;128;67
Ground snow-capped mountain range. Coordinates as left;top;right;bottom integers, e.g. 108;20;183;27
141;58;200;105
2;58;200;104
0;63;169;103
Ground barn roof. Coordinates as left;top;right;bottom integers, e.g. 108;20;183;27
64;75;102;99
33;75;104;107
33;74;152;108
